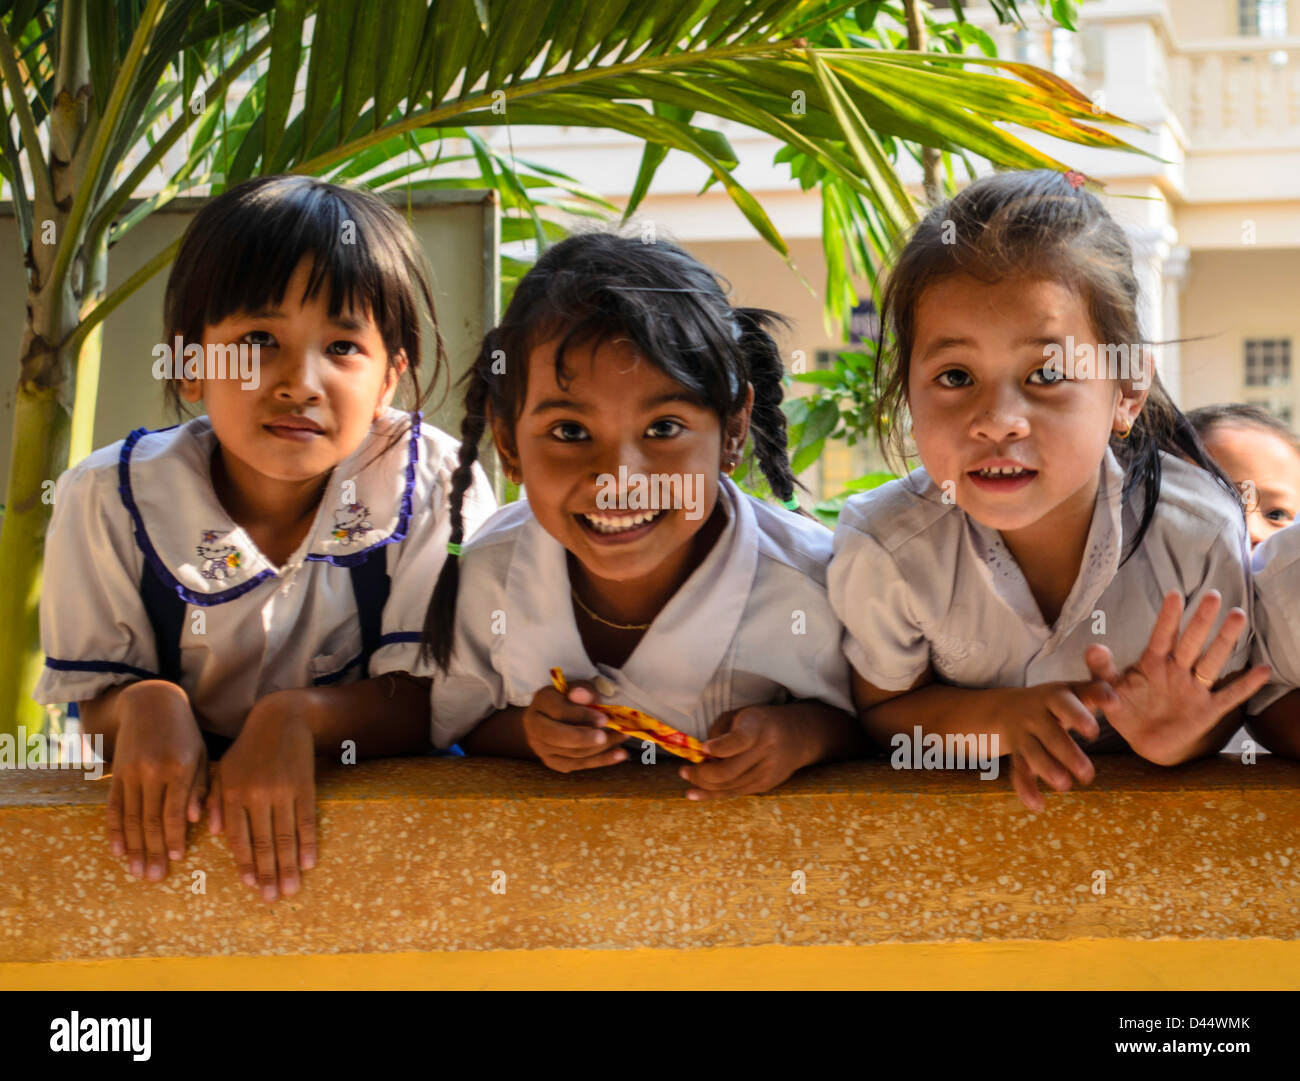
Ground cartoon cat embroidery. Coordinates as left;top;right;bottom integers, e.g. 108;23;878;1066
332;502;373;545
196;529;242;580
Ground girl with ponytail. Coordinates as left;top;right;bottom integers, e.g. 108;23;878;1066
828;168;1270;811
420;230;864;798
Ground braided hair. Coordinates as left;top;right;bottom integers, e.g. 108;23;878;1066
421;229;808;673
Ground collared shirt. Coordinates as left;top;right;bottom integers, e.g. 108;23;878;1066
1248;522;1300;714
828;449;1252;747
424;475;855;748
34;407;495;737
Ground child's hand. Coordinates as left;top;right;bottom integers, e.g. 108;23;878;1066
1083;590;1271;766
106;681;207;880
522;681;628;772
206;690;317;901
994;681;1116;812
678;706;810;800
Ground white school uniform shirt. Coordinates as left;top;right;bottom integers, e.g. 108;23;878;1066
828;448;1252;750
425;475;855;748
33;406;495;737
1247;522;1300;714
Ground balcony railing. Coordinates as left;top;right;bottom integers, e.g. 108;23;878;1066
1170;38;1300;145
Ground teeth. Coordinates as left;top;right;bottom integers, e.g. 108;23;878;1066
581;509;663;534
976;466;1030;477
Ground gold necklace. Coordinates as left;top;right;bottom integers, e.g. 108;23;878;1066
570;587;651;631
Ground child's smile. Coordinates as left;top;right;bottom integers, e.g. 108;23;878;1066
576;507;666;540
498;335;748;626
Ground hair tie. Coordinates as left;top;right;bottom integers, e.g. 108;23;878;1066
781;497;799;511
446;542;463;556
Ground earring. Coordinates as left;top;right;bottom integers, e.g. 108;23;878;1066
1116;420;1132;440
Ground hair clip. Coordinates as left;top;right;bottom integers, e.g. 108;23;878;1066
446;542;463;556
781;496;800;511
1065;169;1087;190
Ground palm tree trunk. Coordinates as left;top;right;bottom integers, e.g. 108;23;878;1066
0;0;96;739
904;0;943;206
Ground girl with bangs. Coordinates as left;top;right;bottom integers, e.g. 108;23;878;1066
419;231;864;797
34;175;495;898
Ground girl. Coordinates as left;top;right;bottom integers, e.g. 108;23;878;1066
419;231;864;798
827;169;1269;811
34;175;495;897
1188;403;1300;549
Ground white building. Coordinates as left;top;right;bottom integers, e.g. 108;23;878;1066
480;0;1300;493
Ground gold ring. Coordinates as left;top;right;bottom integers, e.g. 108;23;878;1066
1192;669;1214;686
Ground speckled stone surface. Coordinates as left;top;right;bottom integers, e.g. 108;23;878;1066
1;754;1297;962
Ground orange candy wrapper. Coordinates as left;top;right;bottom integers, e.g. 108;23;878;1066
549;667;715;764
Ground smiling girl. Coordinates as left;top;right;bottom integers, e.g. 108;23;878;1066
827;170;1269;810
419;231;863;798
34;176;495;896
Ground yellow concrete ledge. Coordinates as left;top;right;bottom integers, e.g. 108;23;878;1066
2;754;1298;988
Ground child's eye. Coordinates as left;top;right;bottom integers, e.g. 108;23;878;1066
549;421;589;442
935;369;971;389
647;418;684;438
327;340;361;356
1265;507;1294;524
241;330;275;347
1027;366;1067;386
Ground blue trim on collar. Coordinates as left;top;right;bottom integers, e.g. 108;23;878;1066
303;411;423;567
45;657;160;681
116;411;422;603
118;426;276;607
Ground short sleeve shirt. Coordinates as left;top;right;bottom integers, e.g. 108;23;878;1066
424;475;854;748
828;448;1252;745
1248;522;1300;714
33;407;496;737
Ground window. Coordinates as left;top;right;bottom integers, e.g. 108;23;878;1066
1240;0;1288;38
1244;338;1291;388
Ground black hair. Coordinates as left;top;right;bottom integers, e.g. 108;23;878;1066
872;168;1240;561
162;174;444;435
421;229;805;673
1188;403;1300;459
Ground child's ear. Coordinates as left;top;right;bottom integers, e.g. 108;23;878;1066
721;382;755;468
178;377;203;405
487;404;523;484
1114;346;1153;435
376;350;408;415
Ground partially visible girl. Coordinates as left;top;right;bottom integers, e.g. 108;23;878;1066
1188;403;1300;549
34;176;495;897
419;231;863;798
827;169;1269;810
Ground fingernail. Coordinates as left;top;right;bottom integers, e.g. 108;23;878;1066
169;848;182;860
242;873;256;887
281;878;299;897
261;885;277;901
111;840;124;856
686;790;703;801
129;860;143;876
147;864;162;881
679;768;689;780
